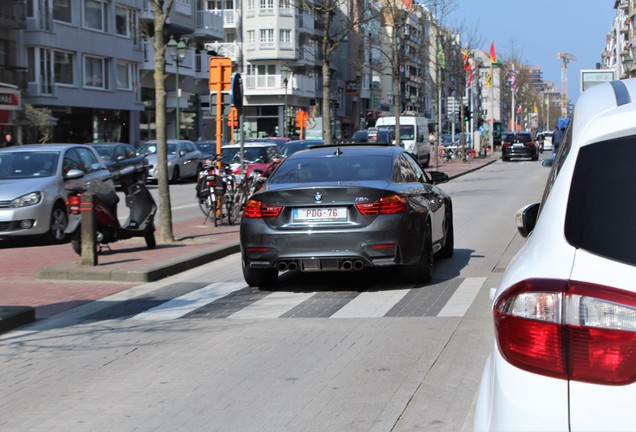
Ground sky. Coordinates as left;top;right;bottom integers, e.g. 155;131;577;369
448;0;616;105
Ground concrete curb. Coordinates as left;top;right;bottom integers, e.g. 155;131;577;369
38;242;241;283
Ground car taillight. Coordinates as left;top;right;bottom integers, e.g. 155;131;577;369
525;141;535;148
66;194;81;215
495;279;636;385
502;141;511;147
243;199;283;218
356;195;407;215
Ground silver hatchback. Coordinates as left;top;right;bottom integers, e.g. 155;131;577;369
0;144;114;243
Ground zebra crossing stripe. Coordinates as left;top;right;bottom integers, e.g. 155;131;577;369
130;281;245;321
437;277;486;317
227;291;315;319
330;289;411;318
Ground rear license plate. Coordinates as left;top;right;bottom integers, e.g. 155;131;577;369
293;207;348;222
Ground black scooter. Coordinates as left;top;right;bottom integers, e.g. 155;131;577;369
65;165;157;255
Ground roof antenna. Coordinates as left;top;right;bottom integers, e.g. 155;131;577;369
334;147;343;156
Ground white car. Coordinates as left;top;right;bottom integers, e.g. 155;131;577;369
541;130;553;152
474;78;636;431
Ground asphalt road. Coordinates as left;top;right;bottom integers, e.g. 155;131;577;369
0;159;550;432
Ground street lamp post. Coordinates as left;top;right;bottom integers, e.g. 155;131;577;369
281;64;292;137
167;35;187;139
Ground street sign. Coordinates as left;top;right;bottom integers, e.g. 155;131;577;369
209;57;232;92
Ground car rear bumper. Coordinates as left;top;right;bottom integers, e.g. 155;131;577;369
502;146;536;159
240;214;424;271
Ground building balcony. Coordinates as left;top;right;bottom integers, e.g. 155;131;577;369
223;9;241;29
0;0;26;30
0;67;27;90
192;10;224;40
204;42;242;63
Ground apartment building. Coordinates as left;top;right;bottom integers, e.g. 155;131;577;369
10;0;455;144
0;0;27;142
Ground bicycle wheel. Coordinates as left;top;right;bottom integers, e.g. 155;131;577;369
213;194;221;227
198;194;214;219
225;194;235;225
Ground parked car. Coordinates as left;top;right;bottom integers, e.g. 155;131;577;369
244;137;289;150
474;78;636;431
239;143;454;287
500;131;539;161
280;139;325;158
86;142;148;183
0;143;115;243
194;141;218;160
139;139;203;183
221;143;282;176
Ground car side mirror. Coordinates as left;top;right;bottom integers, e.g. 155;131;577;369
427;170;449;184
515;202;540;238
65;168;85;180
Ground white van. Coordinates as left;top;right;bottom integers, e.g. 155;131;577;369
375;115;431;167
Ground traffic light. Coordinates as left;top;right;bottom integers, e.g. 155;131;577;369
463;105;471;122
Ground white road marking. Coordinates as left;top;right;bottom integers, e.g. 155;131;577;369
437;277;486;317
227;291;315;319
330;289;411;318
130;281;245;321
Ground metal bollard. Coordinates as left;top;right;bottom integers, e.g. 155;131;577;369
80;192;97;266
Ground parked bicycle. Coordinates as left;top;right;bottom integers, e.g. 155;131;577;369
196;158;244;226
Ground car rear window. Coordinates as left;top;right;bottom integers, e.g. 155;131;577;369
268;154;392;184
565;137;636;265
502;133;531;143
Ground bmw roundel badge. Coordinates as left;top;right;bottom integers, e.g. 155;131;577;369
314;192;323;202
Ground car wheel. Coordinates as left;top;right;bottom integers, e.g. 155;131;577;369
47;204;68;244
70;229;81;256
404;219;433;284
437;207;454;259
242;258;278;287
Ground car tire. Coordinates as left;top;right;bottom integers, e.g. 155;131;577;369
422;153;430;168
70;229;81;256
437;207;454;259
47;203;68;244
404;219;433;284
170;166;180;184
242;259;278;287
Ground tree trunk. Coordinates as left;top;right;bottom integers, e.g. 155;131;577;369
152;2;175;243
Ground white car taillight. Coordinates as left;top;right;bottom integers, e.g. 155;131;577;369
495;279;636;385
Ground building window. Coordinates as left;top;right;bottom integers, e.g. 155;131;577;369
247;63;276;88
247;30;255;50
54;51;74;85
84;0;108;32
117;61;132;90
259;0;274;15
53;0;72;23
84;56;107;89
279;29;291;49
259;29;275;50
0;40;7;67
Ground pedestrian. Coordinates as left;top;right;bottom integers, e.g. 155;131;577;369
552;126;564;157
1;132;13;147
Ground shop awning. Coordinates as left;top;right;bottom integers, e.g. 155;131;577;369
0;83;21;111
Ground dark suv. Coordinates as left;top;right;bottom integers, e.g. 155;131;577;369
501;131;539;161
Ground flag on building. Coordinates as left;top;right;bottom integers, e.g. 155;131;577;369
489;41;497;63
486;69;492;87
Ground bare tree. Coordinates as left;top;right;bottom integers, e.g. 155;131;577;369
148;0;175;243
302;0;369;144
